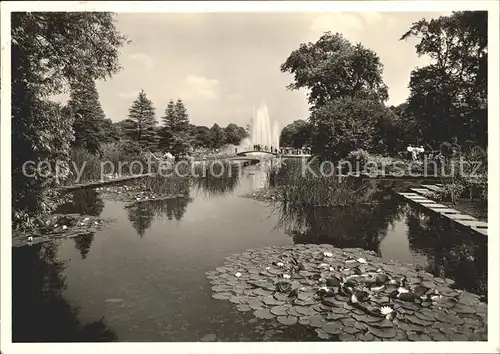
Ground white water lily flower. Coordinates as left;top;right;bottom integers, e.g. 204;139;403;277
398;287;410;294
276;262;284;267
54;224;58;228
80;222;84;226
329;267;334;272
323;252;333;257
319;286;329;291
430;294;442;302
283;274;291;279
62;225;67;230
357;258;367;264
380;306;393;315
94;221;99;225
265;267;271;271
235;272;242;277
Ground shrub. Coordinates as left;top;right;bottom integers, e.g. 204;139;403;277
66;147;102;184
346;149;371;171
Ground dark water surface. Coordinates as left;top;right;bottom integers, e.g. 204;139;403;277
12;163;487;342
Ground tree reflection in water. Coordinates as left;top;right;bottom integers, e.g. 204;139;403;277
192;163;241;198
12;241;117;342
126;195;193;237
54;189;105;259
55;189;104;216
276;193;404;255
406;209;487;298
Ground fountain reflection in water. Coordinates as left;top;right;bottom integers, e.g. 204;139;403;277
243;103;280;150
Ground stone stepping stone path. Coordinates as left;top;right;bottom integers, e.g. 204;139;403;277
207;244;487;341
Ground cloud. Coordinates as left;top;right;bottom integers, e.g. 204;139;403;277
180;75;220;102
127;53;154;70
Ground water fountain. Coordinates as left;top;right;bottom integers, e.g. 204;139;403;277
247;103;280;151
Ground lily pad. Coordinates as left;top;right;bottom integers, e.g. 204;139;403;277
370;319;394;328
322;322;343;335
454;305;475;314
212;285;233;293
294;299;316;306
298;292;315;301
406;315;433;327
407;332;431;341
339;333;356;341
229;295;247;304
287;307;301;317
325;312;347;321
344;326;360;335
254;309;274;319
295;306;316;316
315;328;331;340
270;306;290;316
212;292;233;300
262;296;284;306
248;299;265;310
274;293;290;302
253;288;273;297
306;314;325;328
277;315;298;325
236;304;252;312
397;321;425;333
435;310;465;325
368;326;397;339
353;313;382;323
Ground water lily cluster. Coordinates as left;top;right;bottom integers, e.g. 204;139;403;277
207;244;487;341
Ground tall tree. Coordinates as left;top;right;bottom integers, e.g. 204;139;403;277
280;120;312;149
280;32;388;108
310;97;394;160
127;90;158;150
190;125;214;148
64;77;106;154
401;11;487;148
224;123;248;145
11;12;128;229
210;124;226;149
160;100;176;149
161;99;191;157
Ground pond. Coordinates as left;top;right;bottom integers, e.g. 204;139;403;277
12;163;487;342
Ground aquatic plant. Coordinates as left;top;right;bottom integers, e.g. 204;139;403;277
207;244;487;341
268;159;376;208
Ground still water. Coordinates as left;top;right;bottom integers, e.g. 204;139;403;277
12;163;487;342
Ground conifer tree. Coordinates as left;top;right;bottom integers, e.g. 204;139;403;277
161;99;191;157
127;90;158;149
65;77;106;154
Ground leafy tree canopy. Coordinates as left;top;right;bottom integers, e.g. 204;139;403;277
280;32;389;108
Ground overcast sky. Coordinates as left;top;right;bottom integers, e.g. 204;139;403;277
90;11;450;130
